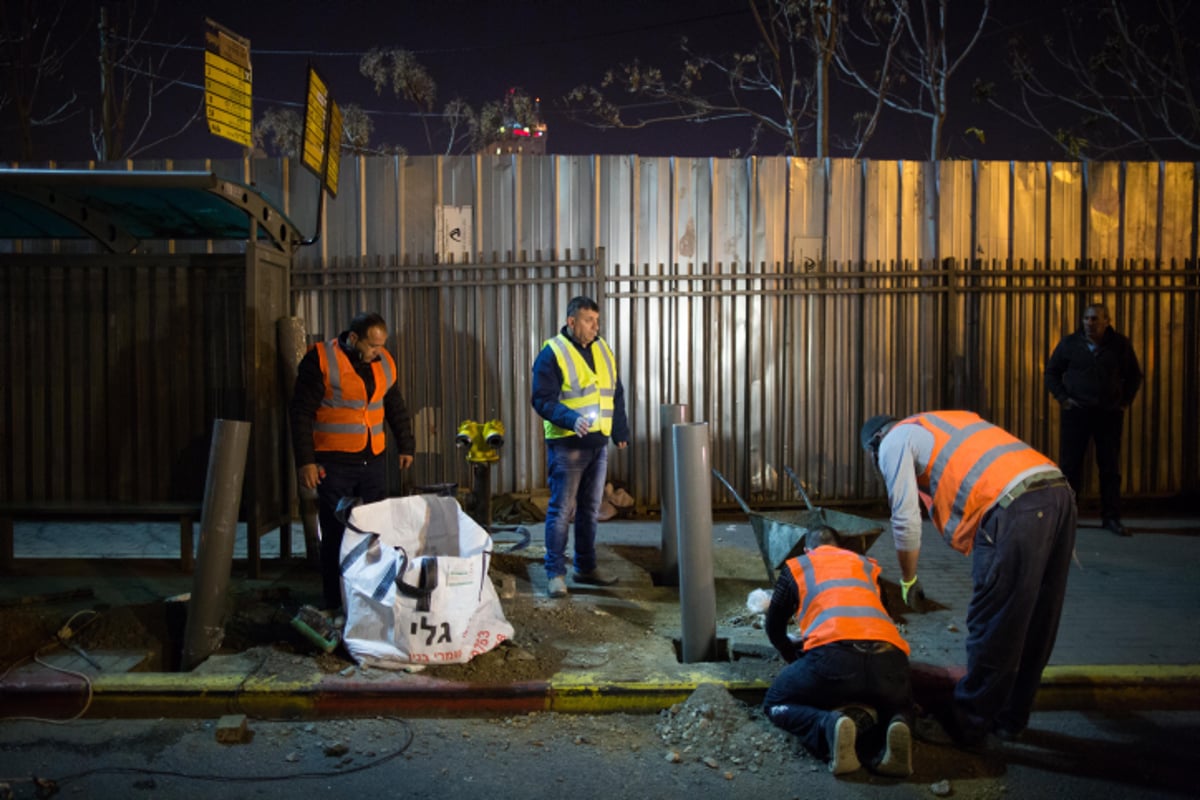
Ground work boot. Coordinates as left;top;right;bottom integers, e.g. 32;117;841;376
547;575;568;598
872;716;913;777
1103;517;1132;537
573;567;619;586
827;713;860;775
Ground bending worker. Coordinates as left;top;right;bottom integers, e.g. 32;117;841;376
763;526;914;777
860;411;1076;747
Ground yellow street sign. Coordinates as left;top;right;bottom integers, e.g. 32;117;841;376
325;100;343;198
301;66;330;179
204;21;252;149
207;119;251;147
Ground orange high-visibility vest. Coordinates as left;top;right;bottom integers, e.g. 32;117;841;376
786;546;909;654
312;338;396;455
899;411;1057;554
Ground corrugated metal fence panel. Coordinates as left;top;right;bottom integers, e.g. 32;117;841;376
1049;163;1084;262
1012;161;1046;262
6;157;1198;512
940;161;974;262
1162;163;1194;260
1087;162;1122;258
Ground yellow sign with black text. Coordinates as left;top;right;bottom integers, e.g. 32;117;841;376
203;21;252;148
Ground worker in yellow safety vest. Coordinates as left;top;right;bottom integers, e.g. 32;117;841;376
531;296;629;599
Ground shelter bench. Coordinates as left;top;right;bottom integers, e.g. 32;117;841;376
0;502;202;573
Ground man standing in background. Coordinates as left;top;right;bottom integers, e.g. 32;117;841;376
1045;303;1143;537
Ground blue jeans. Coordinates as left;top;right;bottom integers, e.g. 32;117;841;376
543;443;608;578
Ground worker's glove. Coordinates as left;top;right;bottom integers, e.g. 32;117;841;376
901;575;926;612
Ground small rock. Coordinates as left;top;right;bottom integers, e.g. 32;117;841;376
946;624;960;633
930;779;953;796
724;772;734;780
324;742;349;757
703;756;719;769
665;750;682;763
285;752;300;763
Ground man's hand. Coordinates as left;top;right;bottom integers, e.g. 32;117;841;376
298;464;325;491
398;454;414;470
616;440;628;450
573;414;591;436
901;575;926;611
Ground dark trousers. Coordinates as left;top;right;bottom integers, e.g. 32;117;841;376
1059;406;1125;520
315;456;388;609
953;484;1077;740
763;642;912;761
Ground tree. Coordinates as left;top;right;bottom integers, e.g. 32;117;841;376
835;0;991;161
359;47;438;153
252;102;396;159
91;2;202;161
0;0;81;160
565;1;846;156
974;0;1200;160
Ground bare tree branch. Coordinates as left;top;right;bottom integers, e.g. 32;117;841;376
975;0;1199;159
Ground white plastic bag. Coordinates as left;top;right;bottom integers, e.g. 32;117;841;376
339;495;513;669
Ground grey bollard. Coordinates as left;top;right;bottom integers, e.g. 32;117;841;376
181;419;252;671
673;421;717;663
279;316;320;566
659;404;687;585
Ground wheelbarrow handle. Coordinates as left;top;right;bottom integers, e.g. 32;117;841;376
711;468;756;516
783;466;817;512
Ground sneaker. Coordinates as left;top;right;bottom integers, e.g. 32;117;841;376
547;575;568;598
873;717;913;777
828;713;860;775
1103;518;1132;537
573;567;619;586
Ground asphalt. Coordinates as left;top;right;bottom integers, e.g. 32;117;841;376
2;511;1198;720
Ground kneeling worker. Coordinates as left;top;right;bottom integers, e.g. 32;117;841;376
762;526;914;777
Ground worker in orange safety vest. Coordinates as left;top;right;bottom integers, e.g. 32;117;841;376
762;525;914;778
290;311;416;621
860;410;1076;748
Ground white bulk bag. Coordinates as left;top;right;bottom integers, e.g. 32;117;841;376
339;495;513;669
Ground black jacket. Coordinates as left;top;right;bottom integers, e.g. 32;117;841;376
1045;326;1143;411
290;332;416;466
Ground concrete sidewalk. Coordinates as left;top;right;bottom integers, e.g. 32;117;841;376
1;512;1198;719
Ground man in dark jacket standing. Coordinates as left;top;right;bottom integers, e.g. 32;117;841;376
290;312;416;619
1045;303;1143;536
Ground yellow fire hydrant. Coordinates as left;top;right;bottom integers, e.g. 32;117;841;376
456;419;506;529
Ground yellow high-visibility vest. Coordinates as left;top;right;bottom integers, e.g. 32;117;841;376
541;333;617;440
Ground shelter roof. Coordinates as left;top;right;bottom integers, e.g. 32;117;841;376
0;169;304;254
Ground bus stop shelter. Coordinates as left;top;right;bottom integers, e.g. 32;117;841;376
0;168;304;577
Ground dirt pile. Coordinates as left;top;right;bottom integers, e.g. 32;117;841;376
655;682;808;777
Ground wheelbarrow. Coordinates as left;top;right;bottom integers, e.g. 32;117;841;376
712;466;886;583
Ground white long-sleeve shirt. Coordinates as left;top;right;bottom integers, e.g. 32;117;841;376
877;421;1062;553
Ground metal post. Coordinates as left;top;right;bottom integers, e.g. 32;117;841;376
659;403;687;585
278;316;319;566
673;421;717;663
181;419;252;672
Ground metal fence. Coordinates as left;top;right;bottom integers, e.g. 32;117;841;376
4;156;1198;510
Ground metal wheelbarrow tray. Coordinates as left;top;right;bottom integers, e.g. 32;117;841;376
713;466;885;583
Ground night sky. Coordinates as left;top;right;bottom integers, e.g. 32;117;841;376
5;0;1189;162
